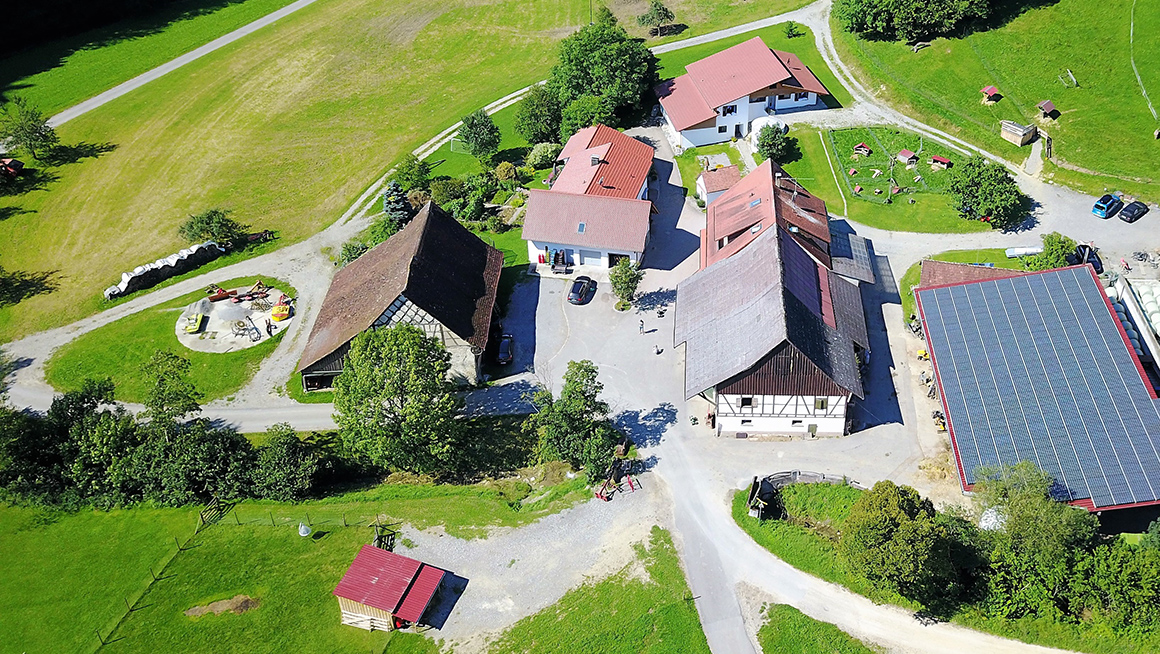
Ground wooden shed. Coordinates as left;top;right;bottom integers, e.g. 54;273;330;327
979;85;1000;102
930;155;952;170
333;545;446;632
1000;120;1037;147
853;142;872;156
1037;100;1057;118
896;149;918;166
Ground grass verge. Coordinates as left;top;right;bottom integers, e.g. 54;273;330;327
675;143;744;199
897;248;1025;318
757;603;876;654
45;276;294;403
487;525;711;653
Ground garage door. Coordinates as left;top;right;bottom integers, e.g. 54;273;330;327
578;249;602;266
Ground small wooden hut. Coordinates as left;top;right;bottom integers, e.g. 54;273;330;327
930;155;952;170
1037;100;1057;119
853;142;872;156
1000;120;1037;147
896;149;918;166
979;85;1000;102
333;545;446;632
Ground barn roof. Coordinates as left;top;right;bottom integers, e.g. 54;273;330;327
980;85;999;96
298;202;502;373
334;545;445;621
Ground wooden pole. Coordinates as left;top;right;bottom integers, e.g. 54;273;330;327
150;567;157;581
305;512;311;526
269;511;275;526
342;513;347;527
96;629;105;645
125;597;132;611
174;536;181;551
234;511;241;525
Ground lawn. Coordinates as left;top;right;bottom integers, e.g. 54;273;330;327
897;248;1025;318
831;0;1160;201
757;603;875;654
45;276;294;403
0;504;198;654
0;0;298;114
487;526;712;654
828;127;960;195
423;102;530;178
0;0;841;345
777;126;846;210
657;23;853;108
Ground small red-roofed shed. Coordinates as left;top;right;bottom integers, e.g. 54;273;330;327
896;149;918;165
980;85;1000;100
333;545;446;631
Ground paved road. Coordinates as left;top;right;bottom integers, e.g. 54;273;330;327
48;0;321;127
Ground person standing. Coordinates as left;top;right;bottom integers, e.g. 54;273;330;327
639;319;645;334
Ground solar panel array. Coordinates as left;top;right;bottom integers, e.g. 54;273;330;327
916;266;1160;509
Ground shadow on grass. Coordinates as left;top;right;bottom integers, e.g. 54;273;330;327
2;0;259;99
0;167;58;196
0;266;60;307
648;23;688;38
0;205;34;221
494;146;529;167
42;141;118;166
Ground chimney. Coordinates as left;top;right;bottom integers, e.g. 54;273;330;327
599;176;606;187
591;155;601;166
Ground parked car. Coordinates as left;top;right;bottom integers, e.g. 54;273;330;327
1066;244;1103;274
495;334;513;365
567;276;596;305
1119;201;1149;224
1092;194;1123;219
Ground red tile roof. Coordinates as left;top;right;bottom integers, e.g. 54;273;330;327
698;165;741;194
699;159;829;269
523;190;651;252
655;38;828;132
772;50;829;96
898;149;916;160
931;155;951;164
916;259;1032;290
333;546;423;614
552;125;654;199
980;85;999;96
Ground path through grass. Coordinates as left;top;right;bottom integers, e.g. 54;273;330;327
45;276;294;403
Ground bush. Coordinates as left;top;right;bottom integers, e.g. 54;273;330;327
178;208;249;248
495;161;517;181
1025;232;1076;271
252;423;320;502
393;153;431;192
430;177;467;205
834;0;990;42
406;189;431;209
527;142;563;169
487;213;507;233
339;240;368;265
783;20;804;38
560;95;615;142
510;193;526;209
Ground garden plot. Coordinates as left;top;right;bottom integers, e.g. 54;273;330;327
828;127;959;201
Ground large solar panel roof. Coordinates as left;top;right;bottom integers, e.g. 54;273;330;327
916;265;1160;510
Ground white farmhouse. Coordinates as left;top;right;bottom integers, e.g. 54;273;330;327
654;37;830;150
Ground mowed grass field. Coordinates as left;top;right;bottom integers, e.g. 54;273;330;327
0;0;819;345
45;276;293;402
757;604;875;654
0;0;297;114
832;0;1160;199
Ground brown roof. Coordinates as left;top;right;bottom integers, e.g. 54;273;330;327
522;190;651;252
297;203;502;373
916;259;1031;290
698;165;741;194
771;50;829;96
552;125;654;199
700;159;830;269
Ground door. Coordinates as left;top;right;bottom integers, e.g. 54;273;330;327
578;249;602;266
734;123;743;139
607;253;629;268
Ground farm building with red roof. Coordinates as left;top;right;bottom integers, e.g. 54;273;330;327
523;125;655;271
333;545;446;631
654;37;830;149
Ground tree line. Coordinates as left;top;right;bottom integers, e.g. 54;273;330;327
836;462;1160;636
834;0;993;42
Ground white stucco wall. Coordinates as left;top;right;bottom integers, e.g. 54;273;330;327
716;393;848;436
773;91;818;111
526;240;642;270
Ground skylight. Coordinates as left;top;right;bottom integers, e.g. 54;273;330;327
749;198;762;208
578;222;586;234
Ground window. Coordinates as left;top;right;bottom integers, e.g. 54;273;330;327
815;398;828;410
792;420;803;426
752;96;766;103
740;396;754;408
577;222;586;234
722;104;737;116
777;93;790;100
717;126;728;134
741;419;753;426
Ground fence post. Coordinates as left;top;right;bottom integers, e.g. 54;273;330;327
150;566;157;581
342;513;347;527
125;597;132;611
269;511;275;527
174;536;181;551
235;511;241;525
96;629;105;645
305;512;311;526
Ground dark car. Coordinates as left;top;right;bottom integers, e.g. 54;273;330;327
1119;201;1149;224
1092;194;1123;219
1066;244;1103;274
567;276;596;305
495;334;513;365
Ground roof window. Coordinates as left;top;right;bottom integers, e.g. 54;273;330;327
749;198;762;208
578;222;586;234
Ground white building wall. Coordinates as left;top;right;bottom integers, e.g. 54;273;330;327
526;239;642;271
716;393;848;436
773;91;818;111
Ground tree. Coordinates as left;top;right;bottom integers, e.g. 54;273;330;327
609;258;644;305
135;420;255;504
393;154;431;192
430;178;467;205
459;109;502;164
178;208;249;248
515;84;563;145
525;360;618;480
0;97;59;160
1025;231;1076;271
0;350;16;396
381;180;412;225
637;0;675;36
783;20;804;38
833;0;989;41
549;21;658;110
839;480;958;604
334;325;466;476
975;462;1099;620
756;125;798;163
252;423;320;502
947;156;1029;230
495;161;517;182
560;95;615;142
67;407;144;507
594;3;618;26
526;142;563;169
1141;519;1160;550
139;351;202;427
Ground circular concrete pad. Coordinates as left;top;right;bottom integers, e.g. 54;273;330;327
175;286;295;353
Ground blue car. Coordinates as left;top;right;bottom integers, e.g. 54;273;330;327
1092;194;1123;219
